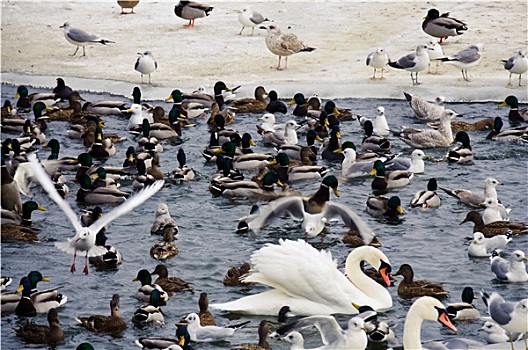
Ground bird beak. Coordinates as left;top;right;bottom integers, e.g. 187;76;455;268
213;148;223;154
179;335;186;346
333;107;340;115
16;285;24;292
268;159;277;165
397;206;404;214
179;113;187;119
333;188;340;197
98;121;106;128
523;257;528;262
498;101;507;108
92;173;99;180
276;179;284;187
41;276;51;282
351;301;361;310
132;277;138;282
369;169;377;176
336;132;341;139
315;135;324;142
378;266;391;287
288;98;296;106
165;95;173;102
438;309;457;332
13;92;20;98
333;148;343;154
450;139;456;145
249;139;256;146
126;108;133;113
37;206;47;211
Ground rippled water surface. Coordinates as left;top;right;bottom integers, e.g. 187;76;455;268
1;83;527;349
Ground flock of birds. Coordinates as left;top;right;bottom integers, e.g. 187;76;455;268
55;1;528;86
1;71;527;350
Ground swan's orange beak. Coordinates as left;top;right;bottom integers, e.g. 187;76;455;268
438;308;457;332
378;261;391;287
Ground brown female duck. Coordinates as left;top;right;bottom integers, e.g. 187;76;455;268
198;292;216;326
223;262;252;286
460;210;528;237
15;308;64;345
150;264;193;294
150;230;179;260
75;294;127;333
393;264;449;299
229;86;268;114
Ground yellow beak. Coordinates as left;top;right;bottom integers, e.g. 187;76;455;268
333;107;340;115
37;206;47;211
14;92;20;98
41;276;51;282
268;159;277;165
16;284;24;292
288;99;296;106
351;301;361;310
333;148;343;154
165;95;173;102
369;169;377;176
498;101;507;108
397;206;404;214
213;147;223;154
276;179;284;187
249;139;256;146
333;188;340;197
336;132;341;139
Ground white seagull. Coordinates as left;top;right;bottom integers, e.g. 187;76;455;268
180;313;248;342
238;6;269;36
388;44;431;85
28;153;164;274
439;43;483;81
135;51;158;85
490;250;528;282
366;48;390;79
468;231;512;257
502;49;528;87
426;40;444;74
59;22;113;56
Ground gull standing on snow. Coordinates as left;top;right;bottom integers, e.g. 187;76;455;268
238;6;269;36
480;290;528;349
388;44;431;85
28;153;164;275
59;22;114;56
259;24;315;70
135;51;158;85
490;250;528;282
502;50;528;87
366;48;389;79
439;43;483;81
468;231;512;257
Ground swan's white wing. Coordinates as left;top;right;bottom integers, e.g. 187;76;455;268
28;153;82;232
277;315;343;345
244;239;361;309
89;180;164;234
246;196;305;231
322;202;376;245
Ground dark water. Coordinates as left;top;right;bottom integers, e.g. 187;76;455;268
1;83;527;350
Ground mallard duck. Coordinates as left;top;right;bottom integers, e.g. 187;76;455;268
1;223;39;243
2;102;50;134
147;154;164;180
361;120;391;153
446;287;480;321
411;178;441;208
166;89;208;118
288;93;309;117
52;77;73;100
76;174;128;204
89;229;122;271
223;262;251;286
150;230;179;260
133;269;169;303
1;100;17;119
321;100;354;122
150;203;178;236
447;131;473;163
14;308;64;344
1;201;46;242
342;229;383;248
209;169;287;200
208;101;235;125
320;126;343;161
422;8;467;44
82;101;125;116
499;95;528;122
1;155;22;214
138;119;179;141
267;152;327;183
132;289;166;326
150;264;193;294
460;210;528;237
209;114;239;145
231;319;271;350
14;85;58;110
135;324;192;350
15;276;37;316
197;292;216;326
393;264;449;299
486;117;528;143
76;294;127;332
19;119;46;145
266;90;287;114
370;160;413;191
174;0;213;27
229;86;268;114
133;159;156;191
366;195;404;218
90;166;118;189
88;127;117;159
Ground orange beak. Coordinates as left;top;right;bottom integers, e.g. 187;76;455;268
438;309;457;332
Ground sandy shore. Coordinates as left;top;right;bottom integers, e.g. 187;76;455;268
1;0;527;102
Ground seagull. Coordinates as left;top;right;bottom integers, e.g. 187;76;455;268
174;1;213;27
482;197;509;225
275;315;368;350
502;50;528;87
426;40;444;73
135;51;158;85
388;44;431;85
237;196;376;243
259;24;315;70
403;92;445;120
422;8;468;44
238;6;269;36
468;231;512;257
179;312;249;342
366;48;389;79
59;22;114;56
439;43;483;81
480;290;528;349
479;321;525;344
28;153;164;275
490;250;528;282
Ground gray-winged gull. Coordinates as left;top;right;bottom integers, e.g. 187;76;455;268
468;231;512;257
502;50;528;87
135;51;158;85
490;250;528;282
439;43;483;81
59;22;114;57
238;6;269;35
259;24;315;70
366;48;390;79
388;44;431;85
178;313;248;342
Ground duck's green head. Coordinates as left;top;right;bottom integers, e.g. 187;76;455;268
219;141;237;158
387;196;404;214
262;170;284;189
241;133;255;148
22;201;46;220
91;206;103;221
341;141;356;151
324;101;339;115
493;117;503;133
44;138;61;157
76;343;95;350
132;86;142;104
330;125;341;139
149;289;167;307
271;152;290;166
214;114;226;129
33;101;50;120
177;148;187;167
133;269;152;285
370;160;386;176
126;146;136;162
289;93;305;106
137;159;147;175
452;131;471;147
140;119;150;137
77;173;93;190
499;95;518;109
169;105;184;125
461;286;477;303
322;175;339;197
27;271;51;288
14;85;29;98
427;178;438;191
93;167;107;180
77;153;93;167
166;89;184;103
306;129;321;146
214;81;231;95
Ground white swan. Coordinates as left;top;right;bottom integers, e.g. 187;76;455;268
210;240;392;316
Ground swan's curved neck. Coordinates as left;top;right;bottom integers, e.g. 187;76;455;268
345;251;390;306
403;305;424;349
